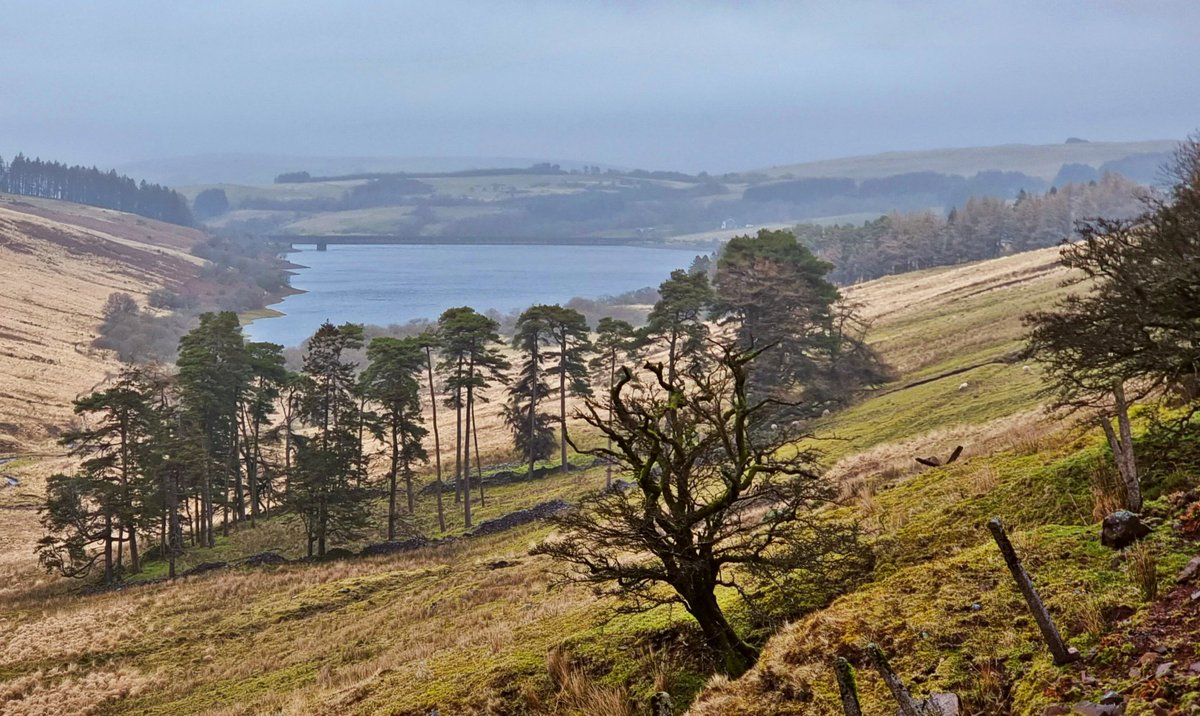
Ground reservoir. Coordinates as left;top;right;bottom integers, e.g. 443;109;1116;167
245;243;701;346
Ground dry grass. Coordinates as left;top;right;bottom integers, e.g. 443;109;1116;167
1126;541;1159;602
1088;457;1127;522
0;194;202;453
547;646;635;716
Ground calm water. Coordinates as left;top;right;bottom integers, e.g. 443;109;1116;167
245;244;699;346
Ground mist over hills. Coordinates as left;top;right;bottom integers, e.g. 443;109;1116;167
117;154;624;187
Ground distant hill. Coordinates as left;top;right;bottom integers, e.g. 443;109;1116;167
756;139;1179;182
118;153;624;187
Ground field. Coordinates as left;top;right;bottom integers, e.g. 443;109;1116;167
8;241;1196;715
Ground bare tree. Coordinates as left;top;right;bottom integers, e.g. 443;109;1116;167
533;340;870;675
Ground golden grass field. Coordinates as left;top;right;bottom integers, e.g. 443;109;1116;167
2;227;1129;715
0;194;205;453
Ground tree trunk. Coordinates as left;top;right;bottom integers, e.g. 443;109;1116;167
681;579;757;676
128;523;139;574
388;418;399;541
528;341;539;480
103;515;113;585
1112;380;1141;511
606;350;616;489
231;422;244;523
472;398;485;507
463;356;474;529
560;335;569;472
455;356;464;504
425;347;446;533
402;411;415;514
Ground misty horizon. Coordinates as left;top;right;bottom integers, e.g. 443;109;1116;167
3;1;1198;176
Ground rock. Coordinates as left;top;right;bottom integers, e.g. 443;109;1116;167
1081;672;1099;686
358;538;430;557
318;547;355;561
1177;556;1200;584
1154;662;1174;679
1073;702;1124;716
1044;706;1071;716
467;499;570;537
1128;666;1141;679
919;693;961;716
182;561;228;577
237;551;289;567
1188;661;1200;674
958;382;970;391
1101;511;1151;549
649;691;673;716
1099;691;1124;706
1192;589;1200;601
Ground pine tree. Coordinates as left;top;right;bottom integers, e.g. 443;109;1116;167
588;317;640;488
645;269;713;386
176;312;251;544
42;366;165;582
290;322;373;556
507;306;559;479
362;336;429;540
437;307;508;528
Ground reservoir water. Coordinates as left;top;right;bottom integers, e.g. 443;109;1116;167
245;243;701;346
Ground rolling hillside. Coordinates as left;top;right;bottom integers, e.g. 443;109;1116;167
179;139;1177;246
757;139;1180;181
0;194;205;453
5;243;1176;716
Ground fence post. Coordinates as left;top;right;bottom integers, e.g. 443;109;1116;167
834;657;864;716
987;517;1079;665
866;643;924;716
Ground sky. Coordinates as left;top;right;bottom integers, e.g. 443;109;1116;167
2;1;1198;175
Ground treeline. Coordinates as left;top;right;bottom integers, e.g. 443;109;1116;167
792;173;1144;283
745;169;1046;207
39;229;887;583
274;163;571;184
94;232;292;363
0;153;193;226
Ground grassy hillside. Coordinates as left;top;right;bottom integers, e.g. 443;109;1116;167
757;139;1180;181
181;140;1176;244
0;194;206;452
10;244;1183;716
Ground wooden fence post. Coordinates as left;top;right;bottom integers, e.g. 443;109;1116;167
866;643;924;716
987;517;1079;665
834;657;864;716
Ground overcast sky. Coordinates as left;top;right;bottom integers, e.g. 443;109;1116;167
2;1;1198;174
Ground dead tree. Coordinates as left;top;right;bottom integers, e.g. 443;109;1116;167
915;445;963;468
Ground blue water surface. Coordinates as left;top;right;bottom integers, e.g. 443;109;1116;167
245;244;698;346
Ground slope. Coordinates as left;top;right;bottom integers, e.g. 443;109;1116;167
757;139;1179;181
0;244;1101;716
0;194;206;453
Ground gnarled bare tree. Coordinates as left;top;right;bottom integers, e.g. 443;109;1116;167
533;340;870;675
